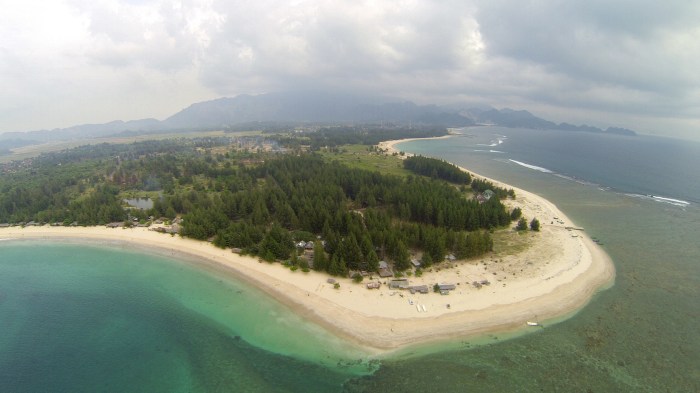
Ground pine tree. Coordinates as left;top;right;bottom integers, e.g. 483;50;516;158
510;207;522;220
393;240;411;271
366;249;380;272
516;217;528;231
313;241;327;272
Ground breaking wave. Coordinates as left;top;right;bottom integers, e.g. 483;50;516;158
625;194;691;207
508;159;553;173
477;135;507;147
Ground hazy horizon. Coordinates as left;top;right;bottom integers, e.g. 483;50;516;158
2;1;698;140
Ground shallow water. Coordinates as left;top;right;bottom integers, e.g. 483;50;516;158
0;242;373;393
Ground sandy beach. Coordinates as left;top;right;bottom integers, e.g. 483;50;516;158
0;137;615;353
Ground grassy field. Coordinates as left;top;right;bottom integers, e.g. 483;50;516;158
0;130;263;163
492;228;533;256
317;144;413;177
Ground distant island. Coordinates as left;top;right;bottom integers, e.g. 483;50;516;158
463;107;637;136
0;90;635;154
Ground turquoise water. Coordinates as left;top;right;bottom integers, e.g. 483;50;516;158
2;127;699;392
0;242;373;393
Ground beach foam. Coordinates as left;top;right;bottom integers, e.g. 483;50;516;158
477;136;507;147
508;159;554;173
625;193;691;207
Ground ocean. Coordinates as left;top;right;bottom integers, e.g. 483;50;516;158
1;127;698;392
0;242;372;392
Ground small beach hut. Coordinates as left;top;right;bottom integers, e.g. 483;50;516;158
437;283;457;292
366;282;381;289
408;285;429;294
389;278;410;289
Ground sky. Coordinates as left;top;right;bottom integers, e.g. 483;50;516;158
1;0;698;139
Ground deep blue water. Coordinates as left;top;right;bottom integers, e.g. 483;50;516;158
490;129;700;204
400;127;700;205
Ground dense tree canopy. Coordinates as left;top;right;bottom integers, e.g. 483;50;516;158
403;155;471;184
172;154;507;274
471;178;516;199
0;132;513;276
277;126;447;149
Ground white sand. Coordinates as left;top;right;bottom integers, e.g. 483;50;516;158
0;137;615;353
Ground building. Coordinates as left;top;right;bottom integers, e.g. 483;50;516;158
378;268;393;278
437;283;456;291
437;283;457;295
408;285;429;294
378;260;393;277
389;278;410;289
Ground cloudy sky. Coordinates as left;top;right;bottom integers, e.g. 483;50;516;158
1;0;698;138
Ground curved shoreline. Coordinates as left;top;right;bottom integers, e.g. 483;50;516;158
0;138;615;355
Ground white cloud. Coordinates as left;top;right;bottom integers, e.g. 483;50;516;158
0;0;698;137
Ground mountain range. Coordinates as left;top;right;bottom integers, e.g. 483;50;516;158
0;90;636;150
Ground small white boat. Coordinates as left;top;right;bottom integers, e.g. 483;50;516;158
416;304;421;312
421;305;427;312
526;321;540;326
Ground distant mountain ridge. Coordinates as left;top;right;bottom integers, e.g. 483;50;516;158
0;91;636;150
162;91;475;129
461;107;636;136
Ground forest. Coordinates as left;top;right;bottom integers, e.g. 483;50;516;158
0;130;517;275
276;126;447;149
403;155;472;184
